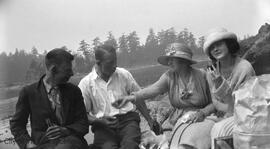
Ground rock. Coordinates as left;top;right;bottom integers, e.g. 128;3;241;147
240;23;270;75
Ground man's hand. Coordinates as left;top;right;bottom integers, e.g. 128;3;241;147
93;116;117;127
45;125;70;140
112;95;135;109
26;140;37;149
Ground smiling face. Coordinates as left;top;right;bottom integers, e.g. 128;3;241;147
209;40;229;60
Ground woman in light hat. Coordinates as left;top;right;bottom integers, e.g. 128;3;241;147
114;42;215;149
203;28;255;148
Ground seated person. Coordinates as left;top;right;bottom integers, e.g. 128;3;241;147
203;28;255;148
10;48;89;149
78;44;156;149
114;43;215;149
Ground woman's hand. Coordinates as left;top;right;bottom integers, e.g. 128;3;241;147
207;65;223;88
188;110;206;123
112;95;136;109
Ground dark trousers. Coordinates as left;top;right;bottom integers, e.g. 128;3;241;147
92;111;141;149
37;135;88;149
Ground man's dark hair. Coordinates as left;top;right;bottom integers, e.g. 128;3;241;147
45;48;74;68
94;44;116;63
209;38;240;61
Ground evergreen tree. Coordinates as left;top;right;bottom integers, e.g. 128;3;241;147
145;28;159;48
177;28;189;44
127;31;140;53
157;27;177;53
78;40;92;56
118;34;128;53
144;28;160;64
188;32;197;50
197;36;205;49
77;40;94;73
31;46;39;55
92;37;101;49
104;32;118;49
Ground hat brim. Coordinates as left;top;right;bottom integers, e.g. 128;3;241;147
157;55;196;66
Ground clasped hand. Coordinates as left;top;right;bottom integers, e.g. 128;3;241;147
45;125;70;140
26;125;70;148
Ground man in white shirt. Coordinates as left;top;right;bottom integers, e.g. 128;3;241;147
78;44;156;149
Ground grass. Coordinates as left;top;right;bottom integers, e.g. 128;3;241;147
0;61;210;100
69;65;170;87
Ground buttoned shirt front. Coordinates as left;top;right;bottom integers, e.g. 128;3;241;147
78;67;140;118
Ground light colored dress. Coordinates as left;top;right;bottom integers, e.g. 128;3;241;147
209;57;255;148
135;67;213;148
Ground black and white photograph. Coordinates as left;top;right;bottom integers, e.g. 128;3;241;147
0;0;270;149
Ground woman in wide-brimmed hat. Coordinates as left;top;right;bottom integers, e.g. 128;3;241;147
204;28;255;148
113;42;215;149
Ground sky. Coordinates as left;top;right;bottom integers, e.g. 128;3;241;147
0;0;270;54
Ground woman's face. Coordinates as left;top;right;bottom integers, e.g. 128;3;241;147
209;40;229;60
168;57;189;71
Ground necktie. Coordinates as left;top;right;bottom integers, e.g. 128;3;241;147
49;87;63;125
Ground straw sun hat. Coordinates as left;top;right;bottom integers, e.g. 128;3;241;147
203;28;237;56
157;43;196;66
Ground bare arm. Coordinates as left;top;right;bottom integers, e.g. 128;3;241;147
134;72;169;101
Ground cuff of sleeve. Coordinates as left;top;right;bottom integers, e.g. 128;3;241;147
213;77;231;99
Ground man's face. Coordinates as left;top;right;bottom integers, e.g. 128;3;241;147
52;61;74;85
99;53;117;78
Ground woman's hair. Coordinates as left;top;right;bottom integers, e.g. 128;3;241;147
209;38;240;61
95;44;116;63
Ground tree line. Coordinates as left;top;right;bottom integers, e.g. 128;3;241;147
0;27;205;86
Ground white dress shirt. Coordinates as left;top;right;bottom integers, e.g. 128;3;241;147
78;67;140;118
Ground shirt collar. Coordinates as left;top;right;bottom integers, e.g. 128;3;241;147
90;66;99;80
90;66;118;81
43;77;58;94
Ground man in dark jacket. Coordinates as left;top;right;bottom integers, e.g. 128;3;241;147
10;48;89;149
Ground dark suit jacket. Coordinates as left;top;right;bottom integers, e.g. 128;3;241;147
10;75;89;149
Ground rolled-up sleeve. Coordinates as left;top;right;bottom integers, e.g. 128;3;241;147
125;70;141;93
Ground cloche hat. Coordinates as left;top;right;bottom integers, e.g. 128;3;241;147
203;28;237;56
157;43;196;66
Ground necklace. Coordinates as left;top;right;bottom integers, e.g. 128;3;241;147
178;74;193;100
219;57;237;80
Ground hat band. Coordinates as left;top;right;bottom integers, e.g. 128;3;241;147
166;50;192;58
